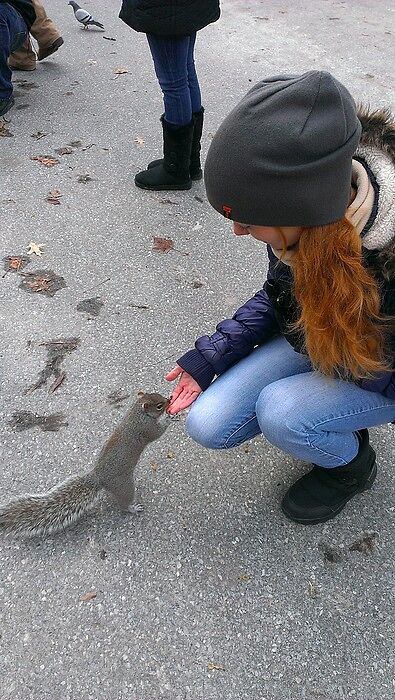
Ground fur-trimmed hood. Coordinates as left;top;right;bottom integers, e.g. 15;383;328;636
357;106;395;279
358;106;395;163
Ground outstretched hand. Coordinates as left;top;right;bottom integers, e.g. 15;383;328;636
165;365;202;414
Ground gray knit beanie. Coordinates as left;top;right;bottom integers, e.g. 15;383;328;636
204;71;362;227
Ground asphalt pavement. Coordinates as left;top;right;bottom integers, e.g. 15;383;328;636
0;1;394;699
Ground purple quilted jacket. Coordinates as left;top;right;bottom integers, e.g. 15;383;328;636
178;246;395;400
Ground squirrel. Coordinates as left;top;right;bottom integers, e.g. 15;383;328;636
0;392;171;537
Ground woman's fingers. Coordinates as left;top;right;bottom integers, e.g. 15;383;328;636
168;388;200;414
165;366;183;381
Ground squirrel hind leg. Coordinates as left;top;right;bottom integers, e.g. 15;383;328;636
105;478;142;514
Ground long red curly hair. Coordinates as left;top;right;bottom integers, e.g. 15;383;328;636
281;218;392;379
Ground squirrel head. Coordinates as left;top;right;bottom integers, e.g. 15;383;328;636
137;392;170;420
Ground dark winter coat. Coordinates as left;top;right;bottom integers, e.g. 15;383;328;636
0;0;35;29
178;108;395;401
119;0;220;37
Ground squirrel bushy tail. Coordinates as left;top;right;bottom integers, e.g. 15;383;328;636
0;473;101;537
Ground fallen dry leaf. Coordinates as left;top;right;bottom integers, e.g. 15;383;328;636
238;573;251;582
26;276;51;293
167;451;175;459
80;591;97;602
27;241;44;256
46;189;62;205
0;122;13;138
55;146;73;156
150;462;158;472
30;131;47;140
153;236;174;253
113;67;128;75
134;136;145;146
30;155;59;167
9;258;22;271
68;140;82;148
207;663;226;672
19;270;67;298
2;255;30;277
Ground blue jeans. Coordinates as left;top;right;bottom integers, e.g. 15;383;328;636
187;336;395;468
0;3;28;102
146;32;201;126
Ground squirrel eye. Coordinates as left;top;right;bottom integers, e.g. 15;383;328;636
156;402;164;410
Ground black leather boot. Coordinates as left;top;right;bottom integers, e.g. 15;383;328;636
147;108;204;180
135;116;193;191
281;429;377;524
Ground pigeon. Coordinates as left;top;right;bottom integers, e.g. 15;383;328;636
68;1;105;30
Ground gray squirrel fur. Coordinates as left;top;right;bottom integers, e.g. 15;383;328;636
0;392;170;537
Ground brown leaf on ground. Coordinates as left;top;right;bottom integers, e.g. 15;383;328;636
26;276;51;293
30;155;59;167
46;189;62;205
19;269;67;298
167;451;175;459
207;663;226;672
30;131;47;140
153;236;174;253
134;136;145;146
113;67;128;74
80;591;97;602
0;122;13;137
3;255;30;274
55;146;73;155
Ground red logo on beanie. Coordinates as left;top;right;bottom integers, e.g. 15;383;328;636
223;205;232;218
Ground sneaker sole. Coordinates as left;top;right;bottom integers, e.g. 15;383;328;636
281;461;377;525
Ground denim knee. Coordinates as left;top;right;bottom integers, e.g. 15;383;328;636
255;383;299;447
185;401;226;449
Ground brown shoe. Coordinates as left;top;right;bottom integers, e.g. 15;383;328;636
37;36;64;62
8;59;36;71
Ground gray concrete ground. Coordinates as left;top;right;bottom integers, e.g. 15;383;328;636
1;1;394;698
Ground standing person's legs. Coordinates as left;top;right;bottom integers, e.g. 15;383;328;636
185;32;204;179
146;33;193;126
186;32;201;113
9;0;63;70
0;4;28;115
134;33;195;190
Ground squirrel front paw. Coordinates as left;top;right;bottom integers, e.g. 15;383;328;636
127;503;144;515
